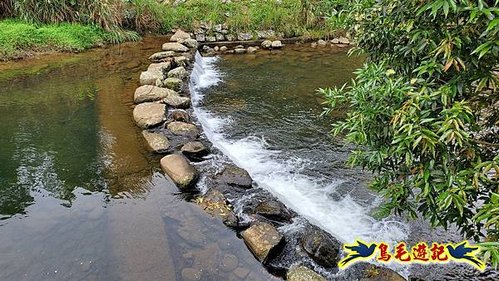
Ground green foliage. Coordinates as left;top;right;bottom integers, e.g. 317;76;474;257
0;19;138;60
321;0;499;267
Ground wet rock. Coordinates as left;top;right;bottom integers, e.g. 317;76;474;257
220;46;228;52
219;164;252;188
174;56;189;67
234;48;246;54
182;38;199;49
287;266;326;281
262;40;272;49
195;33;206;42
167;121;199;138
254;200;293;222
149;51;175;62
163;94;191;109
133;103;166;128
134;85;175;103
167;66;188;79
170;109;190;122
160;154;198;190
140;70;163;85
238;32;253;41
247;46;258;53
342;263;406;281
338;37;350;44
142;131;169;153
221;254;239;272
241;222;283;263
300;226;341;268
195;190;237;226
162;42;189;52
181;267;202;281
181;141;209;161
170;29;191;42
331;38;340;44
271;40;283;48
317;39;327;46
163;77;183;91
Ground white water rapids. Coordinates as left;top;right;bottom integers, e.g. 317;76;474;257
189;51;408;247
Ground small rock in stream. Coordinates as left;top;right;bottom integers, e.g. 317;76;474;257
134;85;176;104
169;109;190;122
241;221;283;263
160;154;198;190
181;141;209;161
219;164;253;189
167;121;199;138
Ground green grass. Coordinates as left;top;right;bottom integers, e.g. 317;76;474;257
0;19;139;60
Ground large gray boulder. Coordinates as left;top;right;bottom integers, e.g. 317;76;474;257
142;131;169;153
167;121;199;138
162;42;189;52
160;154;198;190
163;94;191;109
133;103;166;128
170;29;191;42
140;71;163;86
134;85;176;104
241;222;283;262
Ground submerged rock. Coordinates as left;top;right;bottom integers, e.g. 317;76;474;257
160;154;198;190
168;66;188;79
287;266;326;281
241;222;283;263
195;190;237;226
134;85;176;104
162;42;190;52
149;51;175;62
167;121;199;138
133;103;166;129
142;131;169;153
181;141;209;161
170;29;191;42
300;226;341;268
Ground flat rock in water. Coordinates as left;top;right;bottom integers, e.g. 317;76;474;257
167;121;199;138
133;103;166;129
149;51;175;62
168;66;188;79
140;70;163;85
160;154;198;190
134;85;176;103
142;131;169;153
181;141;209;161
287;266;326;281
241;222;283;262
163;94;191;109
170;29;191;42
195;190;237;226
219;164;252;188
162;42;190;52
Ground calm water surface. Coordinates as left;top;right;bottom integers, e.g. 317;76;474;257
0;38;276;281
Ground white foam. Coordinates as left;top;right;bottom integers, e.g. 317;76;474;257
189;51;409;246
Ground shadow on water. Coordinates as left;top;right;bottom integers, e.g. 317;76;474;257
0;38;277;280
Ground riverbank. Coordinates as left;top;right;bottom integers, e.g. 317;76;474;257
0;0;345;61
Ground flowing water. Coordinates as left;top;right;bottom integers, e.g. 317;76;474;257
0;38;276;281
